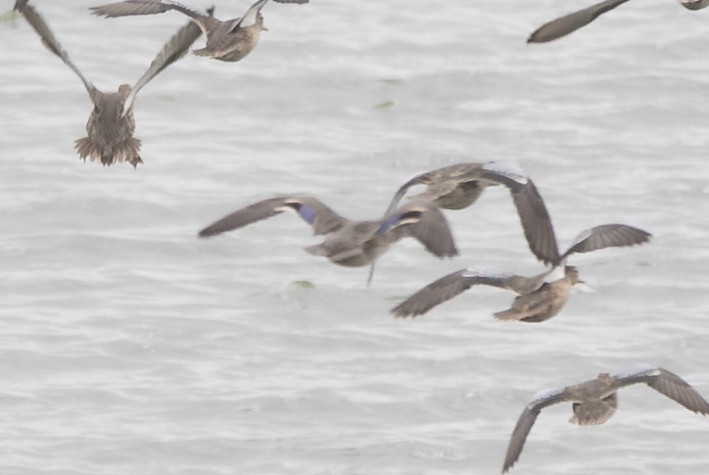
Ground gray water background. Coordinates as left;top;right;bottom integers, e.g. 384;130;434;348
0;1;708;473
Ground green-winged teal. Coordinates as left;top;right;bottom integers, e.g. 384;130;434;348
91;0;308;62
15;0;204;167
528;0;708;43
503;366;709;473
198;196;458;272
391;224;651;319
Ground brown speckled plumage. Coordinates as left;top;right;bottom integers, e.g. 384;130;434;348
15;0;204;167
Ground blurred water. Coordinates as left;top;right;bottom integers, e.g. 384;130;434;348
0;1;708;474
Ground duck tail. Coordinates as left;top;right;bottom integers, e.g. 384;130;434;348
75;136;142;167
492;309;522;321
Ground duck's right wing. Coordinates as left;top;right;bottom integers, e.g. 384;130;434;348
612;366;709;416
124;8;211;115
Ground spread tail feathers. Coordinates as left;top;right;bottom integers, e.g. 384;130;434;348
74;136;143;167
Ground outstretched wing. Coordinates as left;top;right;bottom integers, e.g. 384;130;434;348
478;162;560;266
90;0;206;19
561;224;651;261
379;201;458;259
198;196;347;238
679;0;709;11
527;0;631;43
124;9;210;114
391;268;521;318
15;0;94;94
503;387;572;473
613;366;709;415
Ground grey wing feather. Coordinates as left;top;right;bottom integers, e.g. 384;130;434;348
390;269;518;318
272;0;309;3
90;0;205;18
124;14;206;114
613;367;709;415
509;180;560;265
561;224;651;260
503;387;571;473
15;0;94;94
382;169;439;216
679;0;709;10
399;202;458;258
198;197;291;237
527;0;632;43
90;1;174;17
480;164;560;265
198;196;346;238
481;162;560;265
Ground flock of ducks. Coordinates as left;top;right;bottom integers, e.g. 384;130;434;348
12;0;709;472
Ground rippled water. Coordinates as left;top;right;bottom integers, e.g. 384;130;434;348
1;1;708;474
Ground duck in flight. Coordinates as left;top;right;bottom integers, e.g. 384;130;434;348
14;0;205;167
371;162;558;284
528;0;709;43
90;0;309;62
391;223;651;319
198;196;458;274
502;366;709;472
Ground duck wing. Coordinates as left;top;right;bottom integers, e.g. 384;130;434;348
560;224;651;261
478;162;560;265
124;10;209;114
679;0;709;10
15;0;94;94
527;0;632;43
90;0;206;18
379;201;458;259
612;366;709;415
198;196;347;238
391;269;539;318
503;386;574;473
